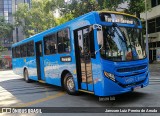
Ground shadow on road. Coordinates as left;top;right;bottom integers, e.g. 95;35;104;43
77;91;149;107
0;78;150;107
0;78;64;107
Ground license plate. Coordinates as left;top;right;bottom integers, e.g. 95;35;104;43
133;86;141;91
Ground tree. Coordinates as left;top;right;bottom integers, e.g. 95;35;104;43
125;0;145;18
48;0;126;25
0;16;13;52
59;0;120;18
49;0;99;24
0;42;7;53
56;13;74;25
0;16;13;40
14;0;147;38
14;0;57;38
97;0;124;11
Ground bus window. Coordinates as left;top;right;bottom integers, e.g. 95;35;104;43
20;44;27;57
57;28;70;53
44;33;57;55
15;46;21;58
27;41;34;57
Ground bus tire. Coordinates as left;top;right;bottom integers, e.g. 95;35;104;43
64;73;77;95
24;69;31;83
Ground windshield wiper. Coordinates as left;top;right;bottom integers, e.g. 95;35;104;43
112;23;127;42
112;23;128;51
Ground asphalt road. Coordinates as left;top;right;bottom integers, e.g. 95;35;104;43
0;63;160;116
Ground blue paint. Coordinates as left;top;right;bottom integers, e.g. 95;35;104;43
81;83;87;90
88;84;94;91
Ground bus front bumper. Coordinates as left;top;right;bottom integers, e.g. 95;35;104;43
95;72;149;97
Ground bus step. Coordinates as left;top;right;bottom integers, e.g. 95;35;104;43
38;80;46;83
78;89;94;94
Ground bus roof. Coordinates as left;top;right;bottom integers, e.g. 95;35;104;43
12;11;139;47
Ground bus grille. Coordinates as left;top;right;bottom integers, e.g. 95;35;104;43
117;65;147;73
117;79;145;88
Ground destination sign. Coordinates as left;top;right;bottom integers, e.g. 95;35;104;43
99;13;140;25
104;16;133;24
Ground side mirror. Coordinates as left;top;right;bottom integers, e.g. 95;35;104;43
97;30;103;46
93;24;103;47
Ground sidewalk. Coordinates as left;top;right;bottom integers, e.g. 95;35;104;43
149;63;160;77
0;68;12;71
0;70;15;77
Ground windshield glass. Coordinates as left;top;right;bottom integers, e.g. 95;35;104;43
100;26;146;61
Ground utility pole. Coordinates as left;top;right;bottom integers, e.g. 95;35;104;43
145;0;149;59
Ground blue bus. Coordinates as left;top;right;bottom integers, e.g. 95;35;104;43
12;11;149;96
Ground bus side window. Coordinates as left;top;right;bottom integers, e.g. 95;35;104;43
44;33;57;55
44;36;49;55
27;41;34;57
20;44;27;57
57;28;70;53
15;46;21;58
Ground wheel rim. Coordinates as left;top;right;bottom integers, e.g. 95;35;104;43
66;77;74;92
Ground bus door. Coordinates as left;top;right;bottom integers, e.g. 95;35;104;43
35;41;45;81
74;27;94;92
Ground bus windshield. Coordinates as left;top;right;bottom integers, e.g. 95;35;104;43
100;26;146;61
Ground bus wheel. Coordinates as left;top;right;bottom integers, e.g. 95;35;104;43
24;69;31;83
64;74;77;95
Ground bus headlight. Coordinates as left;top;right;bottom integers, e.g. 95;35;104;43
104;71;115;81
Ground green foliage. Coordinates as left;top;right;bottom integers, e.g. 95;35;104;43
56;0;146;24
0;43;7;52
0;16;13;52
14;0;56;38
58;0;124;16
52;0;125;25
126;0;145;18
55;0;99;18
0;16;13;39
97;0;124;11
14;0;147;37
71;0;99;17
56;13;74;25
45;0;65;13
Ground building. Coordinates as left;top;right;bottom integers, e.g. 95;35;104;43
0;0;31;69
140;0;160;62
13;0;31;43
0;0;13;51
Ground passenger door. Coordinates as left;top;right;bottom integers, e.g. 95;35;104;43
35;41;45;81
74;27;94;92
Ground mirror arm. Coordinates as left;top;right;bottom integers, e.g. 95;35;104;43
92;24;104;55
95;45;103;55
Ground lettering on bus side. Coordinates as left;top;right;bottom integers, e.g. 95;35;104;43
60;56;72;62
